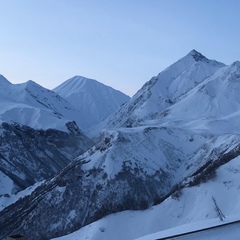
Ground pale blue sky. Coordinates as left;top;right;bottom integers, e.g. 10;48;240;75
1;0;240;96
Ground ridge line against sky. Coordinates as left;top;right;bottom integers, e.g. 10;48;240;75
1;0;240;96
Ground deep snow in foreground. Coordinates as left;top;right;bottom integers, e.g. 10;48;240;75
136;216;240;240
52;155;240;240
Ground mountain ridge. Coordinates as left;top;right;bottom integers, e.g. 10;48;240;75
0;74;11;86
90;49;225;135
1;50;240;239
0;74;130;198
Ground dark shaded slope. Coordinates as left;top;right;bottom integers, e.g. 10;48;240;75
0;121;93;192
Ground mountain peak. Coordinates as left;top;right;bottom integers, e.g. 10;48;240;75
20;80;44;92
25;79;36;86
55;76;99;93
231;60;240;68
53;76;130;130
188;49;208;62
0;74;11;86
69;75;89;84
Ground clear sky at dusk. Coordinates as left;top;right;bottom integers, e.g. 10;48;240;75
1;0;240;96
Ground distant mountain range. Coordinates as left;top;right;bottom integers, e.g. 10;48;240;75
0;75;130;132
1;50;240;240
0;75;128;196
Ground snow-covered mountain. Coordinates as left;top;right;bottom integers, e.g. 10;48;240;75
1;50;240;240
0;79;82;131
0;78;93;195
93;50;225;132
0;74;129;197
53;76;130;130
160;61;240;132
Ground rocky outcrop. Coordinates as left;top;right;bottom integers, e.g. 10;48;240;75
0;121;93;193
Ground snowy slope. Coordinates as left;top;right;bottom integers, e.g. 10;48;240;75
1;124;240;239
0;78;85;131
137;219;240;240
93;50;225;133
51;154;240;240
0;179;44;211
0;76;93;197
52;154;240;240
0;74;11;86
53;217;240;240
158;61;240;133
53;76;130;130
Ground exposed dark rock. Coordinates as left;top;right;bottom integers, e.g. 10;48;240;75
0;122;93;193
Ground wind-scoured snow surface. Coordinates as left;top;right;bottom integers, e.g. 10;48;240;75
2;50;240;239
53;76;130;130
